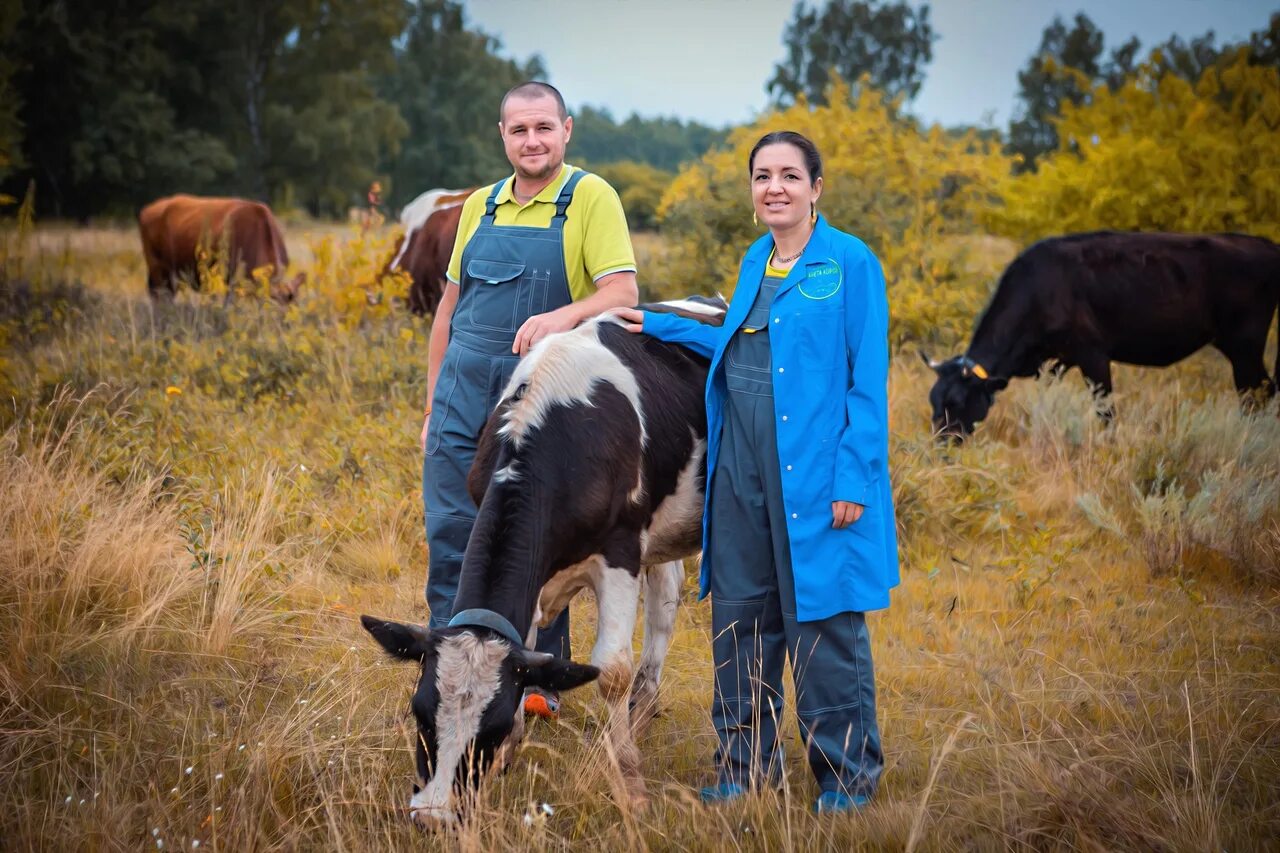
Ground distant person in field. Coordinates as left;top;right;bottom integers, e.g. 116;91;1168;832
420;81;639;720
613;131;898;813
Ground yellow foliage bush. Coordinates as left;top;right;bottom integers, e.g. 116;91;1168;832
589;160;674;231
987;50;1280;242
656;77;1013;348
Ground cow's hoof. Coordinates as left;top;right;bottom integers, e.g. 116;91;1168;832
628;686;659;727
409;807;457;833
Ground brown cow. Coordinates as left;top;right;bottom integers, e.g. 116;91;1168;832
382;188;473;315
138;194;304;303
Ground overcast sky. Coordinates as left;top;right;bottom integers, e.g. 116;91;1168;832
460;0;1276;128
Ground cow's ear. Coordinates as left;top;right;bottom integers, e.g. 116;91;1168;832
985;376;1009;391
361;615;435;661
514;650;600;692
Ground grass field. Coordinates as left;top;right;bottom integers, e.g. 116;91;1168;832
1;222;1278;851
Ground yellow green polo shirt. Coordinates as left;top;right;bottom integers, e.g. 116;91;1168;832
445;164;636;302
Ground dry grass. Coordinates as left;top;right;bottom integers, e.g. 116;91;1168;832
0;225;1277;851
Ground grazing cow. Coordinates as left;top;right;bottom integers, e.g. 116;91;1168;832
363;296;726;828
382;188;473;314
925;231;1280;439
138;194;304;302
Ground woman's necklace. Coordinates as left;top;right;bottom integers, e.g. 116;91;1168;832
773;226;814;264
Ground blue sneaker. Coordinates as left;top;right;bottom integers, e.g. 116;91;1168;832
813;791;869;814
699;782;747;804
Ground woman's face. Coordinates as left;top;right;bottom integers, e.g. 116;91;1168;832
751;143;822;232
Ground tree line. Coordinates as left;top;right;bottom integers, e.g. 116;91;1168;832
0;0;1276;220
0;0;723;220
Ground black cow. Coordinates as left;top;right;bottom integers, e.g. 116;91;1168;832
925;231;1280;439
362;296;725;828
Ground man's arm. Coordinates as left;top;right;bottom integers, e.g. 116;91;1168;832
420;281;459;450
511;271;637;356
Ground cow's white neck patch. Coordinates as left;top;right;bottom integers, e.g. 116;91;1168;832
415;633;507;819
498;321;647;452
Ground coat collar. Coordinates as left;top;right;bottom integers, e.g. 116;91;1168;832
724;215;838;335
740;215;838;298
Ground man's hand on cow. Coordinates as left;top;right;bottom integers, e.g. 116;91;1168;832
608;306;645;333
419;412;430;451
832;500;864;528
512;304;582;355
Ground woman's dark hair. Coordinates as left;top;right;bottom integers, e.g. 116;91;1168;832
748;131;823;186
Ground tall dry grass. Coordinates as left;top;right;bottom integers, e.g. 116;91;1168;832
0;225;1277;850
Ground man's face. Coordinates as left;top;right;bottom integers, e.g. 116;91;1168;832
499;95;572;183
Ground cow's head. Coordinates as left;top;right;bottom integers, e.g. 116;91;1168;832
922;353;1008;441
360;615;598;829
272;271;305;304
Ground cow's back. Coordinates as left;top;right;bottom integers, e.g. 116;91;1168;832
403;202;464;314
979;230;1280;370
139;195;288;294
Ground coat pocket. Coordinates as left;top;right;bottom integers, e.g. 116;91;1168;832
789;307;844;372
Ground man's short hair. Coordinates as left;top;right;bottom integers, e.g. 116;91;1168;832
500;81;569;123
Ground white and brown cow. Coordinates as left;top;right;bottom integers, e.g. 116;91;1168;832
363;296;725;828
382;187;473;315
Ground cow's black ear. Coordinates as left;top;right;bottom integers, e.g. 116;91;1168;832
361;615;435;661
515;650;600;692
986;376;1009;391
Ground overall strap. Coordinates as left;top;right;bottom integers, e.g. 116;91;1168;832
481;180;507;222
447;608;525;648
552;169;589;223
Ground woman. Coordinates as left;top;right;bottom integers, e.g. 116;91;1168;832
613;131;898;813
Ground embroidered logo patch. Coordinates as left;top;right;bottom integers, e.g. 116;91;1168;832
798;260;842;300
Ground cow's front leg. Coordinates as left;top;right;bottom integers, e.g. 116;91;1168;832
588;559;646;809
630;560;682;734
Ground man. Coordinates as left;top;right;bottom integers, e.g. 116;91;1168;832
420;81;639;718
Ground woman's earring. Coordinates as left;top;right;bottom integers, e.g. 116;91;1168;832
753;210;758;227
810;203;817;225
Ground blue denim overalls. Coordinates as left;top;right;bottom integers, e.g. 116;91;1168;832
422;171;588;658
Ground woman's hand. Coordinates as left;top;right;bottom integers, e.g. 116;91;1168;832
419;412;430;451
607;306;645;333
832;500;864;528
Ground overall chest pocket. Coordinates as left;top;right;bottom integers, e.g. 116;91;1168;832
462;259;526;332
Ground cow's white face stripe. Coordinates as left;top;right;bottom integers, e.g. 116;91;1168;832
414;633;507;818
498;321;648;454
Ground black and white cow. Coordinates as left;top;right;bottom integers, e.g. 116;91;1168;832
363;297;725;828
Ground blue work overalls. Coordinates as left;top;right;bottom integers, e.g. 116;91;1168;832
711;265;883;798
422;173;588;658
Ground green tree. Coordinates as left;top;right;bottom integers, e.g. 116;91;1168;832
1008;12;1280;173
1006;14;1111;171
197;0;407;216
767;0;935;107
589;161;673;230
0;0;22;185
7;0;235;218
379;0;543;209
571;108;725;172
